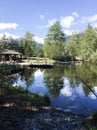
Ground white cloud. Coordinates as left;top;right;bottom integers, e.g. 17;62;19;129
89;86;97;99
34;69;43;77
34;36;44;44
0;32;20;39
93;23;97;28
38;12;79;30
37;18;57;29
0;23;19;30
80;17;87;24
72;12;79;17
60;12;79;28
48;19;57;26
60;78;72;97
64;30;73;35
60;16;75;28
64;29;79;36
40;14;44;21
80;14;97;24
88;14;97;22
0;32;44;44
60;86;72;97
37;25;46;29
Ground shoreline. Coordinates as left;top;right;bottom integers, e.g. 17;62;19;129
0;106;86;130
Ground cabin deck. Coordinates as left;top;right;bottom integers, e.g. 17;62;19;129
0;61;53;68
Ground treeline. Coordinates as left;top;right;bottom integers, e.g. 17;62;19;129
0;22;97;62
0;31;44;59
0;32;39;58
43;22;97;62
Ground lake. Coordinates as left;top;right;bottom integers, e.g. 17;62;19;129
1;63;97;115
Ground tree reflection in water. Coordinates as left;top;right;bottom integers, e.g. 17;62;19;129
0;65;36;109
43;65;65;97
42;63;97;114
63;63;97;97
0;65;20;106
0;63;97;114
43;63;97;98
19;68;35;93
0;69;19;96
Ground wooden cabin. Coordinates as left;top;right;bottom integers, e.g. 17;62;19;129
0;49;22;62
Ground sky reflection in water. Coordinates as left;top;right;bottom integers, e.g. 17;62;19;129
15;68;97;115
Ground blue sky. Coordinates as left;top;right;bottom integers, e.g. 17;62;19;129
0;0;97;43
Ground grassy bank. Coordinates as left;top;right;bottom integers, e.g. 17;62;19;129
0;86;50;110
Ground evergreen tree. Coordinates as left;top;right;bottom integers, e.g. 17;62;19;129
80;24;97;61
20;32;36;57
43;21;65;60
65;32;81;61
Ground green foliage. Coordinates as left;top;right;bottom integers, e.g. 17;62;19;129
1;24;97;62
65;32;82;61
37;47;44;57
8;39;20;52
9;85;50;106
80;24;97;61
0;34;20;52
64;24;97;62
0;32;41;58
20;32;36;57
43;21;66;60
90;50;97;62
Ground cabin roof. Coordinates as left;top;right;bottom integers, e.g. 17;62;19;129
1;49;22;55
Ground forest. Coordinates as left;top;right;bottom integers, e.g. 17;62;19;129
0;22;97;62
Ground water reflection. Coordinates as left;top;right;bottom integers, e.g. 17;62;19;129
0;65;20;106
43;66;64;97
19;68;35;92
1;63;97;115
0;71;19;96
51;77;97;114
28;69;49;94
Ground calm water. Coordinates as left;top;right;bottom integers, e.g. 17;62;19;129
1;63;97;115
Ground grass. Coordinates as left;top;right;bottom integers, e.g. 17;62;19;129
1;85;50;109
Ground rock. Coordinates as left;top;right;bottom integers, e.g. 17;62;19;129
21;108;86;130
0;106;86;130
